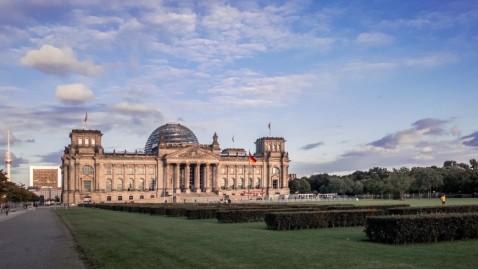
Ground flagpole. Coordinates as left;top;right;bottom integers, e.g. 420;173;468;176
84;112;88;129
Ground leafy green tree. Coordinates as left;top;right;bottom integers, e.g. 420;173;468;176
323;176;353;195
307;174;330;193
470;159;478;170
410;167;443;197
289;177;311;194
0;170;39;203
385;167;413;200
0;169;8;203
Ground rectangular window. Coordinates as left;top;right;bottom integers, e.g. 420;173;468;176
150;195;155;198
137;166;145;175
127;166;134;175
107;196;111;201
118;196;122;201
105;166;112;175
129;195;133;200
148;166;155;175
84;180;91;192
116;166;123;174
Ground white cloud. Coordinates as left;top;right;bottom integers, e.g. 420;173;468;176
111;102;150;114
356;32;393;45
55;83;94;103
207;72;321;107
20;44;104;76
405;53;457;67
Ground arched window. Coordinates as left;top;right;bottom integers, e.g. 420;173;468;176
106;179;112;192
149;179;155;191
138;179;144;191
272;167;279;174
91;138;96;145
85;138;89;146
116;179;123;191
82;165;94;175
249;178;253;189
220;178;226;190
238;178;244;189
78;138;83;145
127;179;134;191
230;178;235;190
256;178;261;189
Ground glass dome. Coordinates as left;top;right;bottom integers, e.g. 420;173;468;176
144;123;198;153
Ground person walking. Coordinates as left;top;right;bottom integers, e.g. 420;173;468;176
440;194;446;205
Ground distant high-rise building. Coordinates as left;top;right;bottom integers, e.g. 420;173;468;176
29;166;62;188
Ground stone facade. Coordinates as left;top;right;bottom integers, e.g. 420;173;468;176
61;125;290;204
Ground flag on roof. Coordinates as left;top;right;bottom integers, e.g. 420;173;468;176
249;151;257;164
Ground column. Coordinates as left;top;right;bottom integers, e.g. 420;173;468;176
234;165;238;190
205;164;210;192
184;163;190;193
195;163;201;193
163;163;169;196
215;164;220;192
94;163;100;191
174;163;180;193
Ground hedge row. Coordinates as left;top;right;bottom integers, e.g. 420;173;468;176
264;210;383;230
365;213;478;245
215;204;409;224
388;205;478;215
215;204;356;223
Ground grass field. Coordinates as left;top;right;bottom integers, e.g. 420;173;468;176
57;198;478;269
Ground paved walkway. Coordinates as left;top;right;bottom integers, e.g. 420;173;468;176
0;207;87;269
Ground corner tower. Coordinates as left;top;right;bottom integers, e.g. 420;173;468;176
254;137;290;196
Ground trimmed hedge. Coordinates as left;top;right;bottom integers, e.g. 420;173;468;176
388;205;478;215
215;205;350;224
264;210;383;230
365;213;478;245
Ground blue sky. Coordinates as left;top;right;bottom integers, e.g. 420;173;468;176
1;0;477;186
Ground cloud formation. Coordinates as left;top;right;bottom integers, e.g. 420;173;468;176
461;132;478;147
301;142;324;151
55;83;94;103
20;45;104;76
369;118;448;149
356;32;393;45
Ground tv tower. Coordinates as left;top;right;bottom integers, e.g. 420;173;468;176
5;130;12;182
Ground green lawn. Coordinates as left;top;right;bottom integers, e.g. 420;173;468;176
57;198;478;269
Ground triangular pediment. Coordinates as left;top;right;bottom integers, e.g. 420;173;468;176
166;145;220;161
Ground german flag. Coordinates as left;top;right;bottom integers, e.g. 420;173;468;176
249;151;257;164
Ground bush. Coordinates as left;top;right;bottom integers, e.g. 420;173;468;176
388;205;478;215
365;213;478;244
265;210;383;230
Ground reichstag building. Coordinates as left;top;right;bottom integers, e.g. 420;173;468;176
61;123;291;204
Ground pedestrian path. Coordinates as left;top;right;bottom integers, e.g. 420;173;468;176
0;207;87;269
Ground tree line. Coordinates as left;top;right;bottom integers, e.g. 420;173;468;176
289;159;478;199
1;169;39;203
